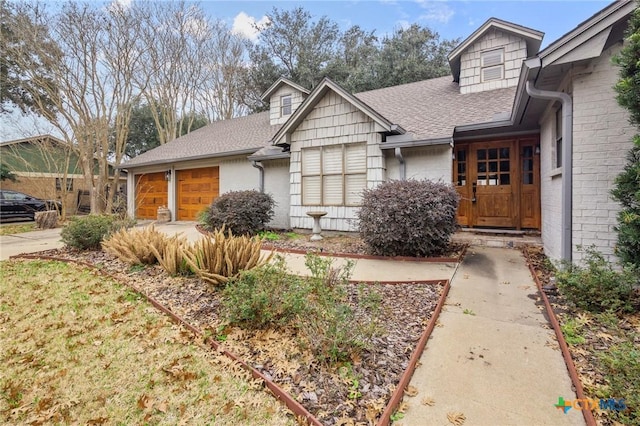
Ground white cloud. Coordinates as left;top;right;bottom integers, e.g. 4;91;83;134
108;0;132;12
416;1;454;24
231;12;269;43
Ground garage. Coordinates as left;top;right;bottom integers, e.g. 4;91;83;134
135;172;168;220
177;167;219;221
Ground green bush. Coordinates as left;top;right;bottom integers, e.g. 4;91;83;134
200;190;275;236
61;214;134;250
357;179;460;257
556;246;638;313
222;253;381;363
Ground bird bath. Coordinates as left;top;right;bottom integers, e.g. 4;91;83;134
306;211;327;241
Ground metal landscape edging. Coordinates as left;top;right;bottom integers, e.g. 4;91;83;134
9;254;322;426
522;248;597;426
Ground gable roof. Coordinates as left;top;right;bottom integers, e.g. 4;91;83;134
448;18;544;83
0;134;66;147
261;77;310;101
122;112;281;169
270;77;405;146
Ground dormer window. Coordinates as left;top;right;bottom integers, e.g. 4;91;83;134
481;48;504;82
281;94;292;116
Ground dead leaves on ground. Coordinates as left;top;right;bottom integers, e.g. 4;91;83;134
447;411;466;425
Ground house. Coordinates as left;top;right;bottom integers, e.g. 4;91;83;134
122;0;637;263
0;135;126;214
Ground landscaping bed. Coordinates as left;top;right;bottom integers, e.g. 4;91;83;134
524;246;639;426
27;247;444;425
258;229;466;261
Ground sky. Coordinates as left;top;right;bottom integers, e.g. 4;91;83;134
207;0;613;48
0;0;616;141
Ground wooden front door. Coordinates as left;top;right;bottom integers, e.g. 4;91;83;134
136;172;168;220
177;167;219;221
454;137;540;230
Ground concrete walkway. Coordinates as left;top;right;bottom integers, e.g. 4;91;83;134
401;246;584;426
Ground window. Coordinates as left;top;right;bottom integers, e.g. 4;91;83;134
301;143;367;206
555;107;563;169
56;177;73;191
281;94;292;116
481;48;504;82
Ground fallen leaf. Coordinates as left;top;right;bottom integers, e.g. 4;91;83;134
447;411;466;425
421;397;435;406
137;394;154;410
156;401;168;413
404;386;419;397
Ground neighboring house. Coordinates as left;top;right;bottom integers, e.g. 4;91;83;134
122;0;637;263
0;135;126;214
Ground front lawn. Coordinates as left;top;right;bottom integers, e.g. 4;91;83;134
0;259;294;425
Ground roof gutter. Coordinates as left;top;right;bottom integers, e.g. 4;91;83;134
247;152;291;162
525;80;573;262
381;137;452;150
118;147;260;170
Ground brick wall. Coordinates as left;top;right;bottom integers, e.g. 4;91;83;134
385;145;452;182
571;43;635;263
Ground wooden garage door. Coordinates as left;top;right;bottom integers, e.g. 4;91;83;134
177;167;219;221
136;172;168;220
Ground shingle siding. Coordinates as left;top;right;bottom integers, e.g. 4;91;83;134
289;90;384;231
459;29;527;94
269;86;307;126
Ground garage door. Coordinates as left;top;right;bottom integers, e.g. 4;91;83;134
177;167;219;221
136;172;168;220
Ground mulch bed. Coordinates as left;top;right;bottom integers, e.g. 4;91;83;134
524;246;640;426
25;247;446;425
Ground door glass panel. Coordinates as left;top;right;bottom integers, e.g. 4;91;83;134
522;146;534;185
488;148;498;160
455;148;467;186
477;145;511;186
457;150;466;162
500;160;510;172
478;149;486;160
500;174;510;185
500;147;510;158
489;161;498;173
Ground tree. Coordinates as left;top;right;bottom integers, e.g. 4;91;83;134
326;25;380;92
245;7;340;111
374;24;457;88
0;0;59;116
0;163;16;181
611;3;640;269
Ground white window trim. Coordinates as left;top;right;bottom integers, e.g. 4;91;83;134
301;143;367;207
552;106;563;175
280;94;292;117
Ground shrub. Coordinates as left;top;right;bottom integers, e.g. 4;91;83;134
182;227;271;286
556;246;638;313
200;190;275;236
102;225;162;265
222;253;382;363
61;214;134;250
357;179;460;257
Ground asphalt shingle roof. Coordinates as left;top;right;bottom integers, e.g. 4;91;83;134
355;76;516;140
123;111;280;168
123;76;516;168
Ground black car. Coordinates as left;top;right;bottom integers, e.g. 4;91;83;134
0;190;62;221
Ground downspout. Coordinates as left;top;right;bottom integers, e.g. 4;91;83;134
252;161;265;193
394;147;406;180
525;80;573;262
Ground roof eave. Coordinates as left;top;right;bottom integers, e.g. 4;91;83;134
260;77;311;102
120;147;261;170
381;137;452;150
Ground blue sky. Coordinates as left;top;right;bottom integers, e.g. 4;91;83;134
203;0;613;48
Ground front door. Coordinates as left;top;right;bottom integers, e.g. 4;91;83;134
472;141;515;227
454;137;540;230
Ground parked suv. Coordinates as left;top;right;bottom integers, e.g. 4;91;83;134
0;190;62;221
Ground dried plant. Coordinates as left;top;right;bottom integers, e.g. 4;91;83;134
102;225;166;265
147;234;191;276
182;227;271;286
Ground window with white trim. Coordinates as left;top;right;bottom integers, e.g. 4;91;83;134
301;143;367;206
481;48;504;82
281;94;292;116
555;107;563;169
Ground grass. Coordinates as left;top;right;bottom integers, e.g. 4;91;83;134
0;223;36;235
0;259;295;425
560;318;586;345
